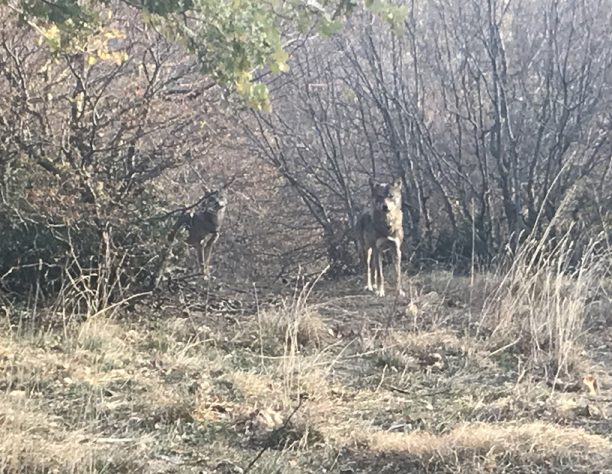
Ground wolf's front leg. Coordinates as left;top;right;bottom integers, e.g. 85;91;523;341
375;249;385;297
365;247;374;291
193;242;205;275
394;241;405;297
203;232;219;277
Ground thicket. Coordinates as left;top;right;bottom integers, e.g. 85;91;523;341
1;0;610;303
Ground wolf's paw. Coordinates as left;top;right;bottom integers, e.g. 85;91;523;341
376;288;386;297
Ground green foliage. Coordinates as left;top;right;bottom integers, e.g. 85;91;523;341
172;0;287;109
15;0;94;26
320;18;343;37
0;164;172;297
366;0;408;32
1;0;404;110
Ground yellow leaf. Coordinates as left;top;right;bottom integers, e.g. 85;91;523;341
235;70;252;94
110;51;128;65
41;24;62;49
271;47;289;73
43;24;60;41
87;55;97;65
104;29;125;40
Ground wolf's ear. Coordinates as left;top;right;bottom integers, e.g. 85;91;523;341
391;177;402;190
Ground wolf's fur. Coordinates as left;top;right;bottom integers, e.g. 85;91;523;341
168;191;227;276
355;177;404;297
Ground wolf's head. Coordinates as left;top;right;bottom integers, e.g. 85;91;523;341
208;190;228;211
369;177;402;215
199;190;227;213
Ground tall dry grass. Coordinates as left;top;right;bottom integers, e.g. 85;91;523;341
481;227;610;378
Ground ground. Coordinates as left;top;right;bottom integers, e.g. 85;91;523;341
1;271;611;473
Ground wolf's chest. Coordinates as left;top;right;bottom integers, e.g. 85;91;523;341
373;212;402;238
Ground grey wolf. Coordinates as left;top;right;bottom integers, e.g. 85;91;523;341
168;190;227;276
355;177;405;297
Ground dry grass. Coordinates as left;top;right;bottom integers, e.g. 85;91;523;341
361;422;611;471
249;308;331;356
1;262;611;473
0;354;146;473
482;233;611;379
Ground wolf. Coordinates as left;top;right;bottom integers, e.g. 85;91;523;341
355;177;405;297
168;190;227;276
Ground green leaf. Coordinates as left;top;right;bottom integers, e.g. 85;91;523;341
320;19;343;37
2;0;400;111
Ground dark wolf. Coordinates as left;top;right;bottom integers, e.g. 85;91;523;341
168;190;227;276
